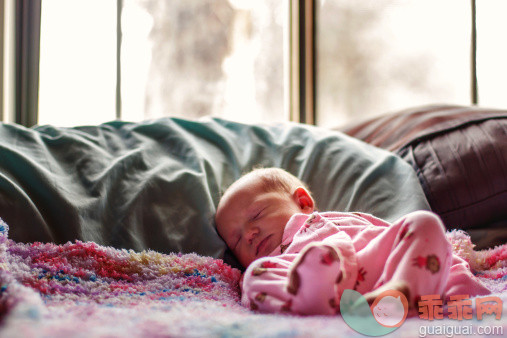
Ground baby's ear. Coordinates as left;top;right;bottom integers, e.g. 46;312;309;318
293;187;314;213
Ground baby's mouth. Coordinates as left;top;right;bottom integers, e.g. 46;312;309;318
256;235;272;257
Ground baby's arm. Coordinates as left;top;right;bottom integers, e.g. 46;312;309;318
241;232;358;315
241;255;299;313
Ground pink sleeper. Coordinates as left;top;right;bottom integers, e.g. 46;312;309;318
241;211;490;315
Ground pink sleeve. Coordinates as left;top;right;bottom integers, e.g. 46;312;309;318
241;256;296;313
241;231;358;315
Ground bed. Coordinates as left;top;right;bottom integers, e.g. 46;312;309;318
0;104;505;337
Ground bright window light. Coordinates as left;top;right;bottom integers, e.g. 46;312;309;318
38;0;116;127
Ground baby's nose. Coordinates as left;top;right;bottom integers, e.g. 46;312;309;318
245;227;259;244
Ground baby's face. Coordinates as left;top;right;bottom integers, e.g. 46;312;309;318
215;175;313;267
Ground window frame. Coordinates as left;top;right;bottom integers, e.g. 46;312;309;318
289;0;316;125
1;0;16;123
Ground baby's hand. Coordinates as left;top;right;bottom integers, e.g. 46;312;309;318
287;243;342;315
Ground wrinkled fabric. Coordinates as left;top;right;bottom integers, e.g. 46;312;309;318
0;118;429;264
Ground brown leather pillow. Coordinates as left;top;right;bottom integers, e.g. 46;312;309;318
339;104;507;247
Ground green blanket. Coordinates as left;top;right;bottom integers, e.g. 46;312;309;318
0;117;429;266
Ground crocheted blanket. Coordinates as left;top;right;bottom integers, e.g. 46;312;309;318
1;219;506;337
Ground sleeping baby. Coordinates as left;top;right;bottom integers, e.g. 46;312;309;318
215;167;490;315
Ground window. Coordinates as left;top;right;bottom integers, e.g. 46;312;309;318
121;0;287;124
30;1;507;127
476;0;507;108
38;0;287;127
317;0;507;127
38;0;119;126
317;0;471;127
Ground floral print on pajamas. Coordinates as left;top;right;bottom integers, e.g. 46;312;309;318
241;211;490;315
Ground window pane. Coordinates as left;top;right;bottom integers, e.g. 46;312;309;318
38;0;116;127
476;0;507;108
121;0;288;124
316;0;471;127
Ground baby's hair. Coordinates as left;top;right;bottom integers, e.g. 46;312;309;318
244;167;310;196
215;167;316;232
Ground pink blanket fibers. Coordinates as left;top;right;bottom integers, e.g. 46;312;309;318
0;218;505;337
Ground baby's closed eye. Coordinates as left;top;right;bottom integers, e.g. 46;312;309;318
251;206;267;221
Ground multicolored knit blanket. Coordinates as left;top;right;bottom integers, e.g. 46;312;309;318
1;219;506;337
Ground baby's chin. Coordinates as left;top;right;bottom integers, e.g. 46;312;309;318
268;234;284;255
245;234;284;266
